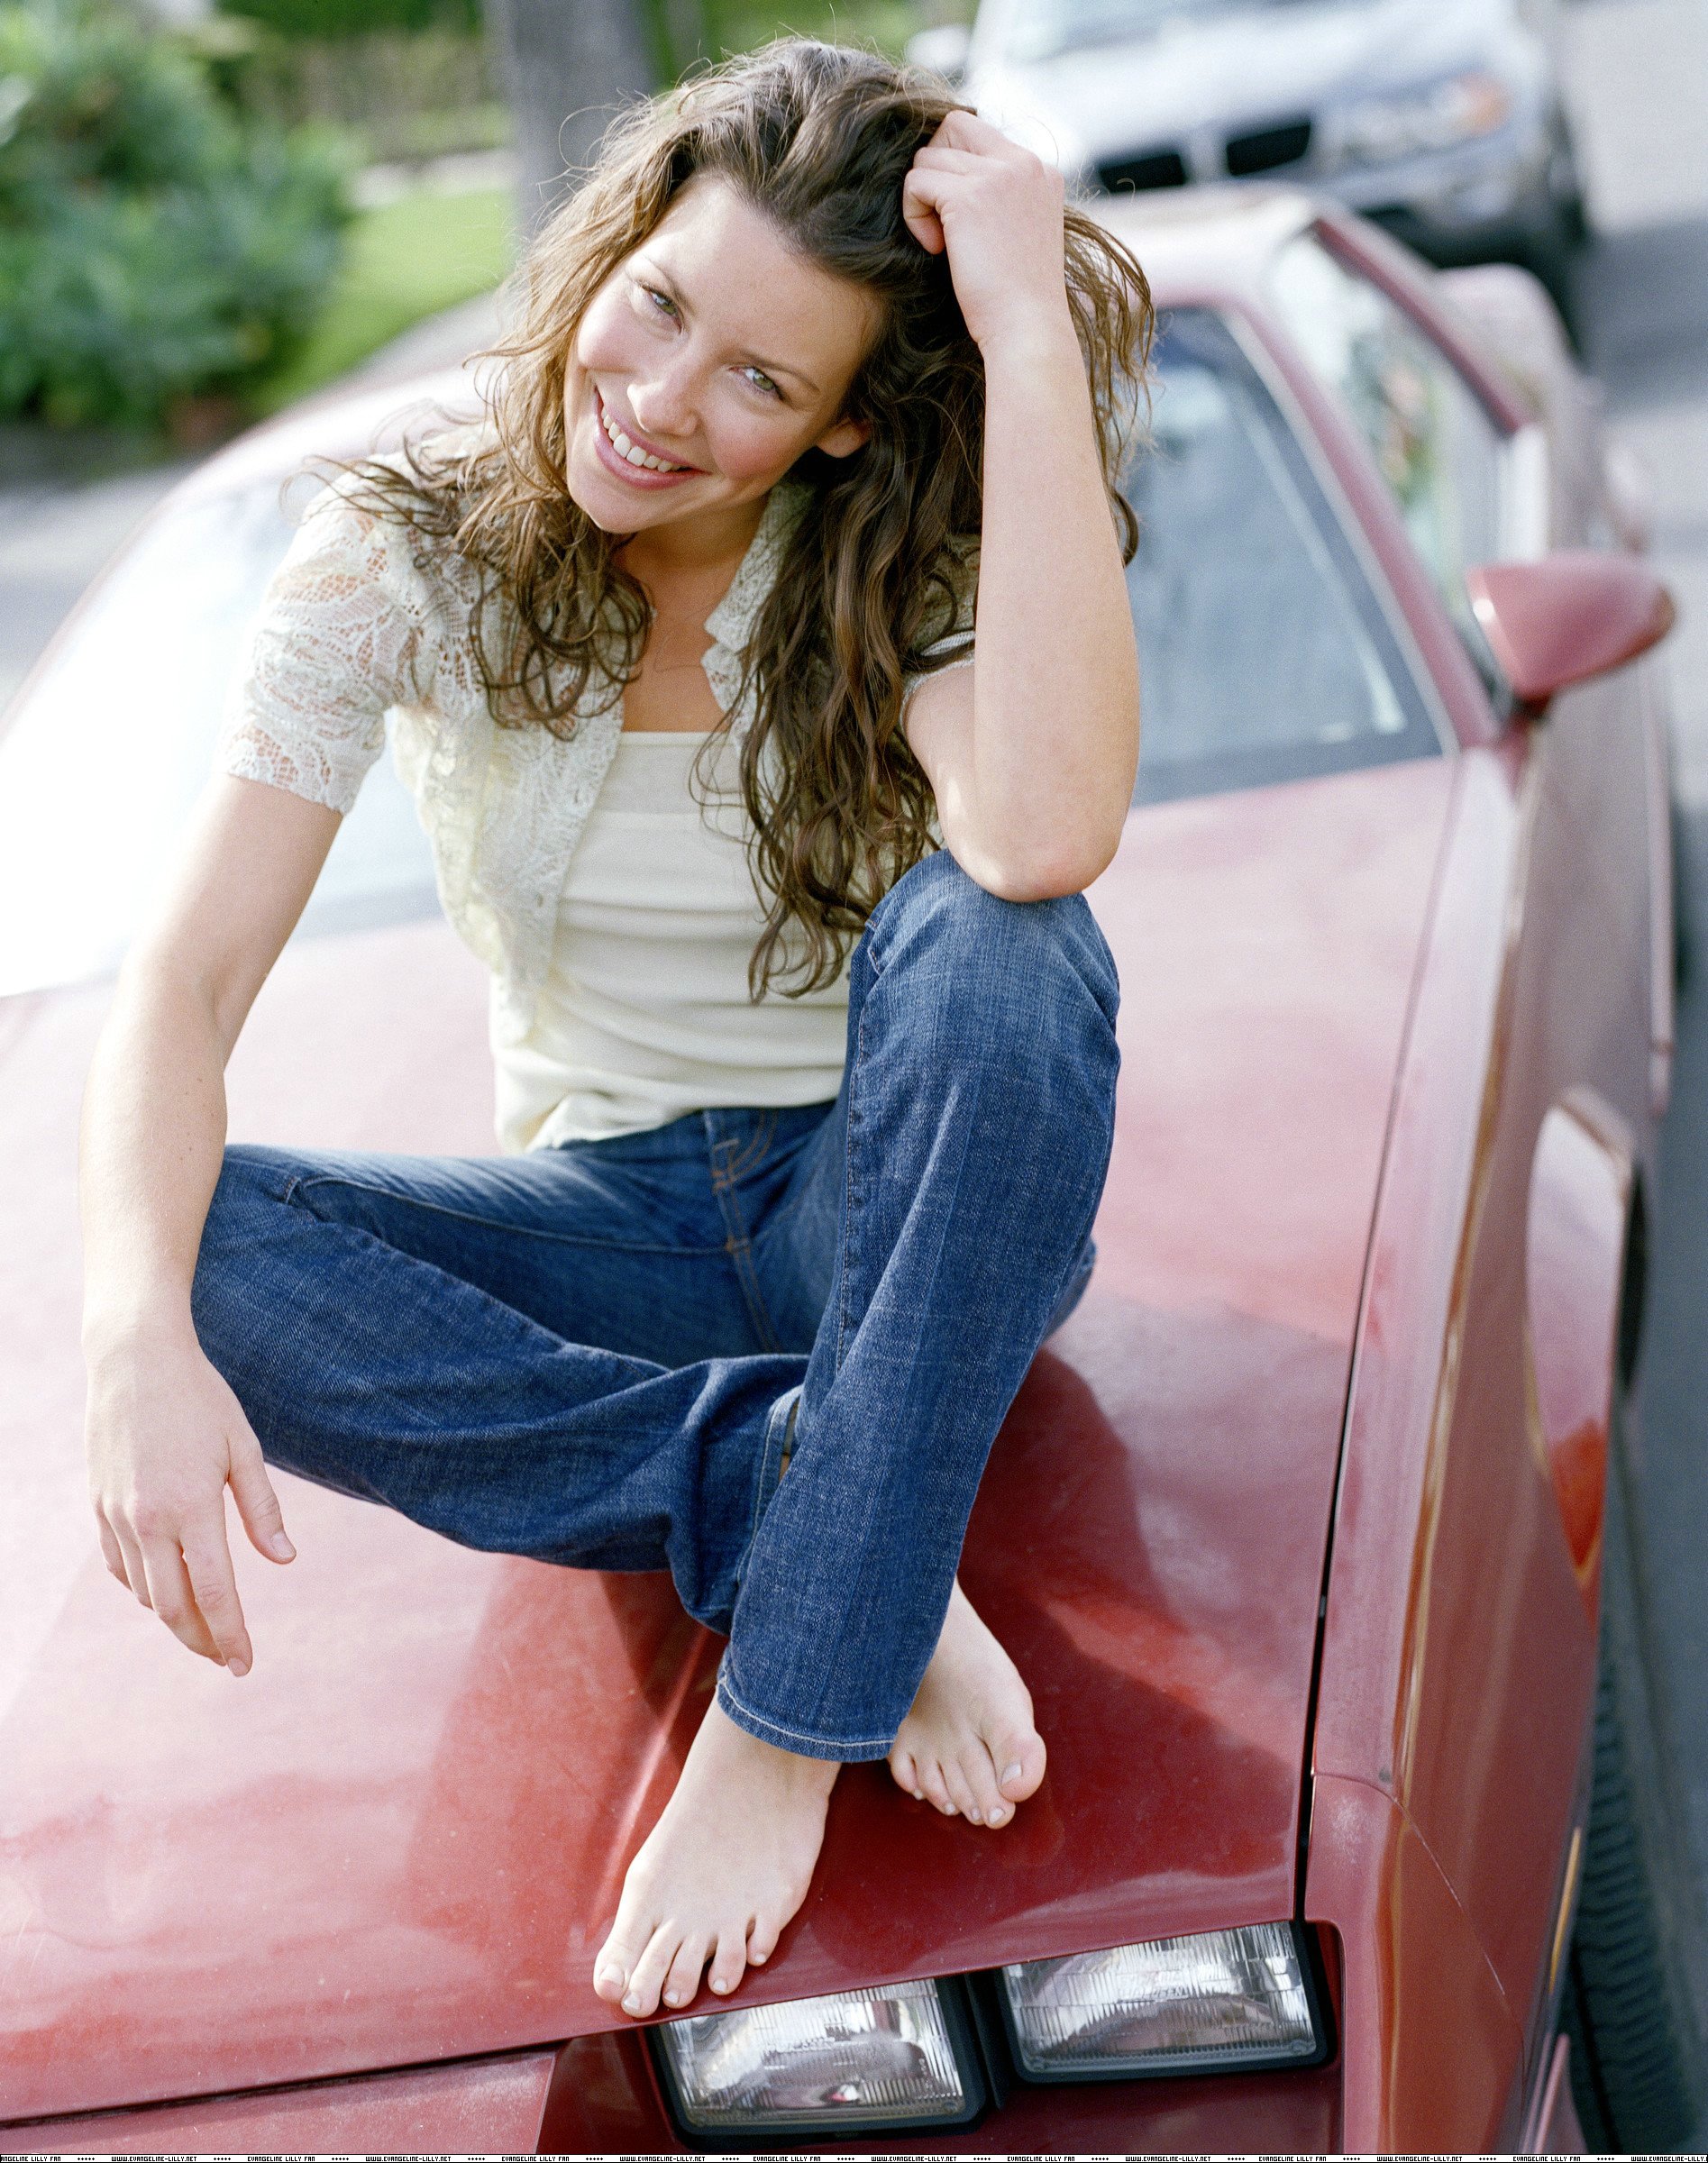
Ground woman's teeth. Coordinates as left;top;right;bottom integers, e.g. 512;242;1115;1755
600;400;688;473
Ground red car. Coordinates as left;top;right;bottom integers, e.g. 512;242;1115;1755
0;187;1695;2153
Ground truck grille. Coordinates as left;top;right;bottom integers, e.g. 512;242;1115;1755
1096;147;1190;192
1224;117;1313;176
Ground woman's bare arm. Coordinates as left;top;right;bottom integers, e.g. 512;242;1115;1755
900;108;1140;900
80;775;341;1674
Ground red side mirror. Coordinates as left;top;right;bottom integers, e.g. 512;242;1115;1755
1466;552;1675;711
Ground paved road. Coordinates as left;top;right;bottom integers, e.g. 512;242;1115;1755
1564;0;1708;1954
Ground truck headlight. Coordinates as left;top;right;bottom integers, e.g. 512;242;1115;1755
652;1978;983;2136
1337;69;1514;166
999;1922;1327;2080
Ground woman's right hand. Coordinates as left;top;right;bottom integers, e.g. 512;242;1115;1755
86;1319;295;1675
79;775;338;1678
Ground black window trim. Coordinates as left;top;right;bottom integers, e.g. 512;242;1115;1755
1292;217;1556;647
1161;298;1461;781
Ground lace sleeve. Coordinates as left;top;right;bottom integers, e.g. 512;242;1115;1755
217;479;432;816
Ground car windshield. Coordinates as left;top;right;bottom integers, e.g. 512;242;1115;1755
0;309;1434;1000
1125;307;1438;806
1000;0;1361;65
0;479;438;1001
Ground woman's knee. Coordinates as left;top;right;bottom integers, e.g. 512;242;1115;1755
866;848;1120;1042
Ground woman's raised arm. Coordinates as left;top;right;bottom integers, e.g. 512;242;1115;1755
79;775;340;1675
900;108;1140;900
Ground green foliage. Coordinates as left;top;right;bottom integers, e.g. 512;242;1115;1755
0;0;354;428
665;0;959;70
251;180;512;413
215;0;480;40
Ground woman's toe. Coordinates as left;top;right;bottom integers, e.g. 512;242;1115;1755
889;1745;918;1797
661;1932;712;2011
918;1761;957;1815
593;1917;649;2006
622;1921;681;2017
993;1729;1047;1803
748;1915;781;1966
964;1748;1009;1828
707;1925;749;1997
943;1760;982;1823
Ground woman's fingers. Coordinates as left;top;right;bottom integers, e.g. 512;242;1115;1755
932;105;1025;156
182;1527;255;1675
900;163;948;253
228;1428;295;1564
909;144;985;174
139;1538;224;1663
95;1509;130;1592
113;1520;151;1608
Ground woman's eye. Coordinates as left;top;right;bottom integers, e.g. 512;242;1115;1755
643;286;678;319
743;367;783;400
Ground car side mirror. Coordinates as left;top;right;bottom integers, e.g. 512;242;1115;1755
904;22;973;82
1466;552;1676;713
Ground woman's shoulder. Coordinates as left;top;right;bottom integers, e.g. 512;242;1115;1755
291;418;494;607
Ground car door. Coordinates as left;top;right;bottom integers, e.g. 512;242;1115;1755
1269;222;1662;2125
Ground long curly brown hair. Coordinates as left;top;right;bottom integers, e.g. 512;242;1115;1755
345;37;1153;993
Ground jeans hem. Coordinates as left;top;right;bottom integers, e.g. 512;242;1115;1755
714;1669;893;1763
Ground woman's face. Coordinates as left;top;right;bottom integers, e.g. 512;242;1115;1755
563;175;880;543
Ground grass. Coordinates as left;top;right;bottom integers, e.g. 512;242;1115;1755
250;181;516;415
657;0;972;70
698;0;940;57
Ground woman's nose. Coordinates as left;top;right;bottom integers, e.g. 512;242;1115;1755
628;363;699;446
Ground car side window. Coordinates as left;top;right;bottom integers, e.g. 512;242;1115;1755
1268;233;1506;658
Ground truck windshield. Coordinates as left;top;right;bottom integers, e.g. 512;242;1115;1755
1001;0;1352;65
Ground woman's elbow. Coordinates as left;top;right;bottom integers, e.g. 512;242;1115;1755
964;825;1126;904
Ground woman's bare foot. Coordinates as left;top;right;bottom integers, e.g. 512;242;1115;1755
593;1698;839;2019
888;1580;1046;1827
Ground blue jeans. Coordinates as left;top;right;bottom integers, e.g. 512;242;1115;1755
191;852;1119;1760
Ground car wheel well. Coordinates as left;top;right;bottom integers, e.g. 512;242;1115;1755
1617;1174;1649;1393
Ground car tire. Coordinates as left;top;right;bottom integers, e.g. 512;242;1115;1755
1673;789;1694;992
1560;1392;1708;2149
1520;212;1585;351
1548;113;1592;250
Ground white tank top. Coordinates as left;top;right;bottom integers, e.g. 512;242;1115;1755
495;730;851;1148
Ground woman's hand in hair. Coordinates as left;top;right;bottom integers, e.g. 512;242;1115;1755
900;107;1073;356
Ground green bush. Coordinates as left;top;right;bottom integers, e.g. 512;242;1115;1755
0;0;354;429
217;0;479;38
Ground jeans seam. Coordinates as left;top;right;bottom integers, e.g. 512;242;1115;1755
286;1174;727;1257
706;1126;784;1353
718;1110;776;1184
725;1231;781;1353
835;985;875;1376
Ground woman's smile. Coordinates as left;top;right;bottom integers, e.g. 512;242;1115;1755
591;388;703;488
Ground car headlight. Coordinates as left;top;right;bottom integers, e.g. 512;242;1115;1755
652;1978;984;2136
1337;69;1514;167
999;1921;1328;2081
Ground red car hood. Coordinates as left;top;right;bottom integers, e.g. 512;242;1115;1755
0;757;1454;2122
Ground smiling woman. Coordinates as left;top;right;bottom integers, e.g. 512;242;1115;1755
77;37;1151;2035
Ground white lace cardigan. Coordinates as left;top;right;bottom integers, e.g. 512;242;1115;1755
218;458;975;1055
